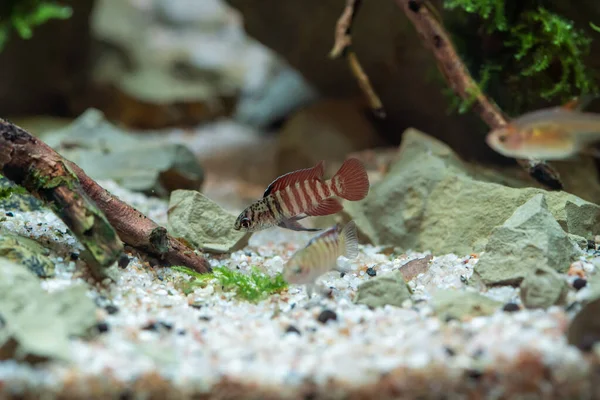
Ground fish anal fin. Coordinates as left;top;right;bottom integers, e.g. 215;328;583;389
278;219;322;232
305;198;343;217
263;161;325;197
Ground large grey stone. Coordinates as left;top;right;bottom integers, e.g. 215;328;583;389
342;129;600;255
0;258;97;362
475;195;581;285
167;190;251;253
43;109;204;197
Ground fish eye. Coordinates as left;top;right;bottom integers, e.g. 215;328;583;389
498;133;507;143
241;218;251;228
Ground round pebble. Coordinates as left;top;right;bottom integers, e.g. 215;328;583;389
573;278;587;291
503;303;520;312
118;254;130;269
285;325;301;335
317;310;337;324
105;305;119;315
366;267;376;277
96;322;110;333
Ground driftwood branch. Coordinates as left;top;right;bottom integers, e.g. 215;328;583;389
0;118;211;275
0;118;123;279
395;0;563;190
330;0;386;118
69;163;211;274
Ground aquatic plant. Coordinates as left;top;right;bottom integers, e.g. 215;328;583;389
442;0;598;115
172;265;288;302
0;1;72;51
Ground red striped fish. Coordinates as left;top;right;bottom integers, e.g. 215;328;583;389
233;158;369;232
282;221;359;297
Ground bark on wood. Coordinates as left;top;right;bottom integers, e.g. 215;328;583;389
69;163;212;274
0;118;211;275
395;0;564;190
0;118;123;279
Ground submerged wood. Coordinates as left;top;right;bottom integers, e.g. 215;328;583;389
0;118;211;275
395;0;563;190
0;118;123;279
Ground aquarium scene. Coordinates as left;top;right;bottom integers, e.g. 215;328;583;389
2;0;600;398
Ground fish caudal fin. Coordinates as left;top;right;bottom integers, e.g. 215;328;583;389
331;158;369;201
340;221;359;259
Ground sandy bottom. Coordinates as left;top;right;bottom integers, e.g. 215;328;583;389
0;180;598;400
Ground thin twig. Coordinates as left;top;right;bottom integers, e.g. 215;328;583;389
330;0;386;118
395;0;563;190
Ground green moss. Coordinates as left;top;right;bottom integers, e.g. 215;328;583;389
442;0;599;115
0;1;72;52
172;265;288;302
0;180;27;200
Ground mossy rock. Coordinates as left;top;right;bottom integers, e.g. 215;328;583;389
0;176;44;212
0;231;55;278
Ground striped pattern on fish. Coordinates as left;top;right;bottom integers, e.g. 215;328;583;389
282;221;359;297
233;158;369;232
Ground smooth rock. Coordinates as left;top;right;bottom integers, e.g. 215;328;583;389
43;109;204;196
0;258;97;362
475;195;582;285
431;289;502;321
167;190;251;253
354;270;412;309
519;265;570;309
0;230;55;278
342;129;600;254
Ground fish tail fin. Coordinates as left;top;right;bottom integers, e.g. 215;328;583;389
340;221;359;259
331;158;369;201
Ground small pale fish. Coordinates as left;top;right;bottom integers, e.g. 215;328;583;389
233;158;369;232
486;106;600;161
282;221;359;298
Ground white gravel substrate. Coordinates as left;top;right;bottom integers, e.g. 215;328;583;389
0;181;598;399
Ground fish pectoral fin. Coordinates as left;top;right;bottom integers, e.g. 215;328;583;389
290;214;308;221
305;198;344;217
278;219;322;232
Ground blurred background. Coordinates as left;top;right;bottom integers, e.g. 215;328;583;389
2;0;600;206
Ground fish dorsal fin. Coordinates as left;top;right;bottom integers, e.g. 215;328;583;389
305;224;339;248
263;161;325;198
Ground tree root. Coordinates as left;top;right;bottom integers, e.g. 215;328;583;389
69;162;211;274
0;118;211;276
394;0;563;190
330;0;386;118
0;118;123;279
